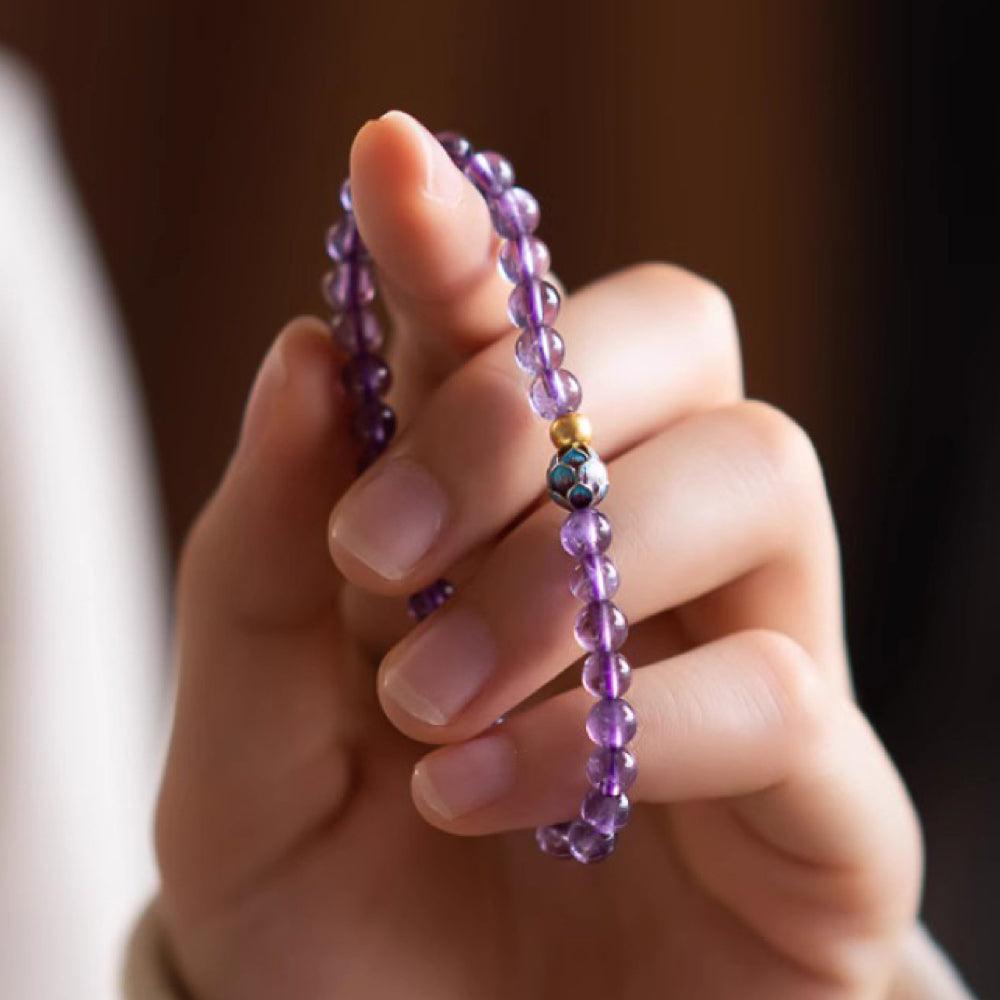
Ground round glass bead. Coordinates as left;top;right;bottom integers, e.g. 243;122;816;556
490;186;540;239
325;218;359;261
586;747;638;796
581;651;632;698
339;178;353;212
535;822;573;859
559;509;613;558
351;400;396;448
514;326;564;374
567;819;616;864
465;150;514;197
586;698;637;748
331;310;384;353
529;369;580;420
571;555;620;602
408;578;455;622
508;279;561;328
436;130;473;166
581;789;631;835
341;353;391;399
323;263;376;310
500;236;551;283
575;600;628;651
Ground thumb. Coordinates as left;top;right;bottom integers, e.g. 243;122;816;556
349;110;514;361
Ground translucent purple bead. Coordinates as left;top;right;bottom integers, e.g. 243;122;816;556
508;279;561;328
323;263;376;310
570;555;620;601
500;236;551;283
586;698;637;748
341;353;391;400
338;179;353;212
325;218;359;261
560;509;613;558
574;600;629;652
490;187;540;239
331;310;383;353
528;369;581;420
582;651;631;698
465;151;514;197
581;789;631;835
567;819;616;864
351;400;396;448
436;130;473;167
586;747;637;796
514;325;564;374
535;822;573;859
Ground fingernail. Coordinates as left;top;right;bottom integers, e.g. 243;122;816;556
330;457;449;581
412;731;517;820
380;609;497;725
239;339;289;448
380;109;466;205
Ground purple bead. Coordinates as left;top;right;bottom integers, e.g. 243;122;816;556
352;400;396;448
581;651;632;698
500;236;551;283
490;187;540;239
341;353;391;400
560;509;613;558
570;555;620;602
508;279;561;328
325;219;359;261
574;600;628;651
339;179;353;212
528;369;580;420
586;747;637;796
514;325;564;374
581;789;631;835
407;578;455;622
535;822;573;859
323;263;376;310
465;151;514;197
436;130;473;167
331;310;384;353
567;819;616;864
586;698;637;748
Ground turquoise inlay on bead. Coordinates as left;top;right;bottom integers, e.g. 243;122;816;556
549;464;575;491
568;485;593;508
561;446;589;467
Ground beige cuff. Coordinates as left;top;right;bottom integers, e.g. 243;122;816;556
122;900;191;1000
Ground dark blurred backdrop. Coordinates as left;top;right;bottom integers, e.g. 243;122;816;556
1;0;995;993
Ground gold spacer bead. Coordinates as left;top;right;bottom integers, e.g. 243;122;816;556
549;413;593;450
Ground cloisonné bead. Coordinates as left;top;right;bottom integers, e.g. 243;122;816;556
547;444;609;509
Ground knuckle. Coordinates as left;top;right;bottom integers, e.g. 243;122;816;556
626;262;742;397
741;628;827;738
732;400;826;506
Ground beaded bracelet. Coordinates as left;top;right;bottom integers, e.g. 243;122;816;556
321;130;636;864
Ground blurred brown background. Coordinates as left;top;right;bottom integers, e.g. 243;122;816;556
2;0;995;993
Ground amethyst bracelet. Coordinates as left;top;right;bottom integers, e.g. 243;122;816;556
322;131;636;864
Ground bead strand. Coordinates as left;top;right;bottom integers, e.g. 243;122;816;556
324;130;637;863
437;133;637;864
323;180;452;622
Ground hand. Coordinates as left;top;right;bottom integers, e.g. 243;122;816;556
155;111;922;1000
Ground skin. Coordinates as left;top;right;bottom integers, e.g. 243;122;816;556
155;111;923;999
